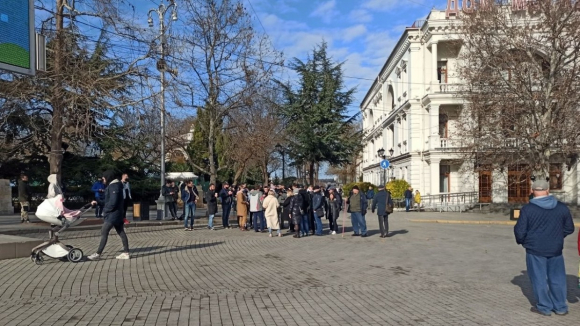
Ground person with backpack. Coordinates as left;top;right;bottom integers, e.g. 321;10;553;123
372;184;394;238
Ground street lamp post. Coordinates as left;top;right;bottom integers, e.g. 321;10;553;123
148;0;178;220
388;148;394;180
275;144;285;181
377;148;386;186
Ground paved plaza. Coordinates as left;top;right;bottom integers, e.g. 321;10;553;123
0;212;578;326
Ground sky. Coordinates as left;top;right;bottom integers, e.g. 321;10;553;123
245;0;444;115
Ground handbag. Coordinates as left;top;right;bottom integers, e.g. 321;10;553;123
385;194;394;214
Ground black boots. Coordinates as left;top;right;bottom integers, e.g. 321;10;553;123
293;225;300;238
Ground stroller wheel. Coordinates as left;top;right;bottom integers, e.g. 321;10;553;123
34;255;44;265
67;248;83;263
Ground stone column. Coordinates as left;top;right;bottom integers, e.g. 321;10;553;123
429;104;440;149
431;42;438;89
430;158;441;195
0;180;13;215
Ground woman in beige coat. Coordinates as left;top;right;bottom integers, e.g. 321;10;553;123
236;189;249;231
262;190;281;237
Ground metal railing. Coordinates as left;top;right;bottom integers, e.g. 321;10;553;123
419;191;480;212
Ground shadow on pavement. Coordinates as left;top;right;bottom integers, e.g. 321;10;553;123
388;229;409;237
511;270;580;306
131;242;224;258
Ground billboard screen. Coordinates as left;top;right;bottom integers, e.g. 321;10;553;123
0;0;35;75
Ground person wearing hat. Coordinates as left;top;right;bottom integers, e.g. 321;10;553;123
514;179;574;316
372;184;394;238
346;185;368;237
88;170;131;260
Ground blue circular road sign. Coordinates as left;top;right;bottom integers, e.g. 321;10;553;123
380;160;390;169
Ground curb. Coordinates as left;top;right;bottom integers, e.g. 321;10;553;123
409;219;580;227
0;218;238;236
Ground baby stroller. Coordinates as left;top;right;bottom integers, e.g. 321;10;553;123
30;195;92;265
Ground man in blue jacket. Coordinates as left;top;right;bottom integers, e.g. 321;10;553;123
514;179;574;316
91;178;106;217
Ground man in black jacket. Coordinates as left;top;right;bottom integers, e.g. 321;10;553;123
206;183;218;230
219;183;233;229
297;184;311;237
372;185;394;238
311;186;325;236
88;170;130;260
404;186;413;212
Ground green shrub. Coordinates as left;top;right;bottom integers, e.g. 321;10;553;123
386;179;410;198
342;182;377;196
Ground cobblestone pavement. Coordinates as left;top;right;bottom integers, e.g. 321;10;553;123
0;213;578;326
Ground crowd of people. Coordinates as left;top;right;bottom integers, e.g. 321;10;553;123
152;181;399;239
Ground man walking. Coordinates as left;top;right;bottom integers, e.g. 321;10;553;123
404;186;413;212
182;180;199;231
372;185;394;238
219;182;233;229
514;179;574;316
347;186;368;237
18;174;32;223
366;186;374;211
88;170;130;260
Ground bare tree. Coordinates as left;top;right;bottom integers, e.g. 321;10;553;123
174;0;282;184
456;1;580;180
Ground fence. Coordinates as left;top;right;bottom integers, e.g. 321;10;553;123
419;191;480;212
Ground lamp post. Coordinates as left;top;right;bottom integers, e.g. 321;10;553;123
388;148;394;180
148;0;178;220
275;143;285;181
377;148;386;186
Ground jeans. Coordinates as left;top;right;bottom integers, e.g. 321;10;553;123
268;227;281;235
97;221;129;254
166;202;177;218
300;214;310;235
222;204;231;227
208;214;215;228
351;212;367;235
253;211;266;231
184;202;196;228
405;198;411;211
526;253;568;314
123;198;131;219
95;202;104;217
313;212;323;235
378;215;389;236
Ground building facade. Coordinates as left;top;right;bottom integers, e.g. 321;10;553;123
360;7;579;204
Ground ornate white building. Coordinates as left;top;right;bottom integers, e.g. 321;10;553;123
360;7;578;204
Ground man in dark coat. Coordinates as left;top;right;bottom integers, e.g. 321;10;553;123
372;185;394;238
163;179;178;220
219;183;233;229
297;184;310;237
404;186;413;212
206;183;218;230
514;179;574;316
18;174;32;223
88;170;130;260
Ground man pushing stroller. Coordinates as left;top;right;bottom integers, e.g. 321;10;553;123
88;170;131;260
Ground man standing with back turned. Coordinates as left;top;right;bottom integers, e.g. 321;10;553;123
514;179;574;316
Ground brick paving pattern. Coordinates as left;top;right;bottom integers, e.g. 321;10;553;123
0;213;578;325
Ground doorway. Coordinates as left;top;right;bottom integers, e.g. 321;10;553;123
508;165;530;203
478;169;492;203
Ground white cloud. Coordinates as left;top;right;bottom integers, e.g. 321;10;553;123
342;24;368;42
310;0;339;24
362;0;407;11
348;9;373;23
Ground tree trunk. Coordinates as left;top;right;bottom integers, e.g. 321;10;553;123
208;114;216;184
233;165;244;185
49;0;65;185
309;161;315;186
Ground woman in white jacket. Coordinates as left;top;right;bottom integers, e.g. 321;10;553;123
46;174;63;199
262;190;281;237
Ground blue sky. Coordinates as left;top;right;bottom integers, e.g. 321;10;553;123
246;0;444;115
